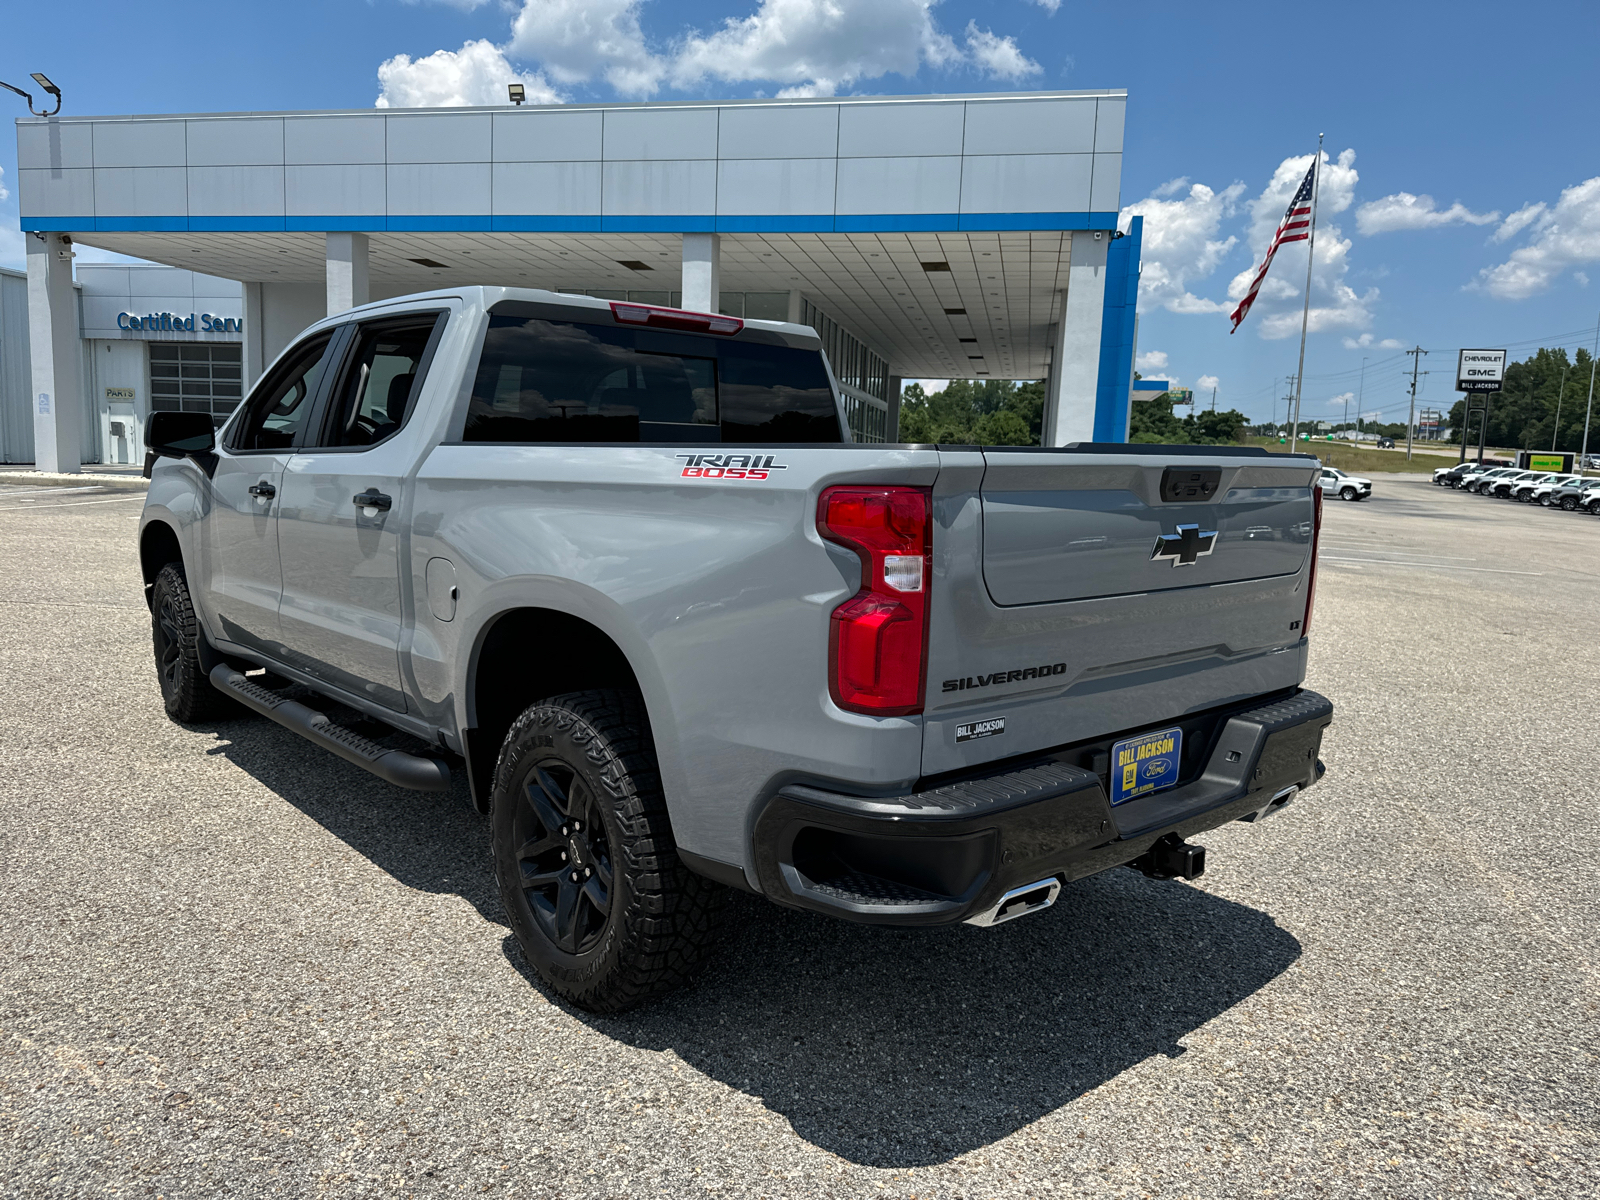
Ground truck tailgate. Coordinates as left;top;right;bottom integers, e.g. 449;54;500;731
922;448;1319;776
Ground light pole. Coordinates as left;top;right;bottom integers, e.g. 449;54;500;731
1354;356;1367;445
0;73;62;116
1552;364;1568;452
1582;314;1599;472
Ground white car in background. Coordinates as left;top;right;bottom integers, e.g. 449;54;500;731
1317;466;1372;501
1527;474;1584;505
1463;467;1519;494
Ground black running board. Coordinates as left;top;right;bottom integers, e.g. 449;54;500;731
210;666;451;792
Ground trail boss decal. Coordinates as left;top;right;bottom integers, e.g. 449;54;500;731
676;453;788;480
955;717;1006;743
941;662;1067;693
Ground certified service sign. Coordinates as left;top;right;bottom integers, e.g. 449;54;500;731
1457;348;1507;392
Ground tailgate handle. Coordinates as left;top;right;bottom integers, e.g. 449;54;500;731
1160;466;1221;502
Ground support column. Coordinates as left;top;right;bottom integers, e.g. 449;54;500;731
886;375;903;442
241;282;266;392
26;231;82;473
326;232;370;316
681;233;720;314
1045;230;1110;446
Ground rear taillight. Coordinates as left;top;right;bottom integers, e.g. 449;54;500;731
609;301;743;335
817;486;932;716
1302;484;1323;638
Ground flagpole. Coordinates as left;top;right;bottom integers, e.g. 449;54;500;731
1289;133;1324;445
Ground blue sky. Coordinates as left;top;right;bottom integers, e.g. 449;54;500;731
3;0;1598;425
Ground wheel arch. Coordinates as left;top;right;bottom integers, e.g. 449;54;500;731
461;606;648;815
139;519;185;609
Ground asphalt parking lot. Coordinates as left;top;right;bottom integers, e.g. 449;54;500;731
1;476;1596;1198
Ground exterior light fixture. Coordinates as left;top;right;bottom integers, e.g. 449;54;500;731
1;72;61;116
508;83;526;106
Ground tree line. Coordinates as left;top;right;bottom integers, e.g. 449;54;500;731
896;379;1248;445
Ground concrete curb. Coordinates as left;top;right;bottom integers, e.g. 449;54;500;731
0;470;149;492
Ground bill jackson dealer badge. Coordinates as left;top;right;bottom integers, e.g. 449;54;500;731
1109;726;1183;805
955;717;1005;743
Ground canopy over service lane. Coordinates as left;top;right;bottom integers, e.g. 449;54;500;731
12;89;1140;472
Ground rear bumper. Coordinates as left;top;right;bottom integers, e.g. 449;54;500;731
750;689;1334;926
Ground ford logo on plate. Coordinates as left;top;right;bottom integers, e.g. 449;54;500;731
1143;759;1171;779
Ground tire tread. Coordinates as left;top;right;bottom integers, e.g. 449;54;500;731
492;689;724;1012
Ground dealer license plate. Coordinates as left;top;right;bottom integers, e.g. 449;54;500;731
1110;727;1183;806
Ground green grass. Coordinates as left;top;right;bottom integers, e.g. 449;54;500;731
1236;437;1596;476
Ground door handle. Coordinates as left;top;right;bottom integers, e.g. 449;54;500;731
248;481;276;499
353;488;393;513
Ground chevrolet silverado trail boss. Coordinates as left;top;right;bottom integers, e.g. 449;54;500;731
139;288;1334;1012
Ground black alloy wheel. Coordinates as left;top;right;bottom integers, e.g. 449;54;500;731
491;689;725;1012
1589;500;1600;515
511;760;614;955
150;562;238;724
1562;495;1579;511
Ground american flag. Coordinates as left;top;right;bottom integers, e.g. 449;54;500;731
1229;160;1316;333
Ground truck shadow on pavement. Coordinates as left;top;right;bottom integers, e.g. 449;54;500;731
206;717;1302;1170
586;877;1301;1167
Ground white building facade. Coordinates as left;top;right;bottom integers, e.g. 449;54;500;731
11;91;1141;471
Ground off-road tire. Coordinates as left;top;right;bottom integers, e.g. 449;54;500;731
151;562;238;724
492;689;725;1012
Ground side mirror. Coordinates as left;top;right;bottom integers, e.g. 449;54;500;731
146;410;215;458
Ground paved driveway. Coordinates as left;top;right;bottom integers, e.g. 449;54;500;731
1;478;1594;1197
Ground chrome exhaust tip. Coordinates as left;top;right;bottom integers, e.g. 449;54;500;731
965;877;1062;927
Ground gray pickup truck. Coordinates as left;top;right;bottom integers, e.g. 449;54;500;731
139;287;1333;1011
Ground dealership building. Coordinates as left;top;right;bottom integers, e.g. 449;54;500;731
3;89;1140;470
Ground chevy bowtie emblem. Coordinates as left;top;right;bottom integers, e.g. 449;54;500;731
1151;523;1218;567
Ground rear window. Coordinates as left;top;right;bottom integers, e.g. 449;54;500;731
463;316;842;444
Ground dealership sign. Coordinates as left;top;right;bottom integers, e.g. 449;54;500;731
1456;348;1506;392
118;311;241;333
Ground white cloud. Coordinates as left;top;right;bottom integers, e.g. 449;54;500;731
1491;202;1546;243
1342;333;1405;350
1031;0;1063;12
1477;177;1600;300
1228;149;1376;340
1121;179;1245;314
671;0;961;97
1355;192;1499;235
0;166;9;203
1196;374;1220;392
964;22;1041;80
509;0;664;97
380;1;1016;106
1329;391;1355;411
1135;350;1169;375
376;39;562;107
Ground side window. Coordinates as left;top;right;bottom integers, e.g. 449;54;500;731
226;334;335;452
318;315;442;448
